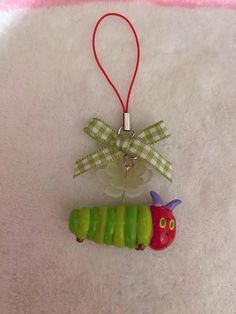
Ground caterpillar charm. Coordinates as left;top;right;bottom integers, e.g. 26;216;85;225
69;191;181;251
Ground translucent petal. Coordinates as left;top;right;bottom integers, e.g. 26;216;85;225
105;186;124;198
106;162;123;177
142;169;153;184
132;159;147;176
125;186;144;198
125;176;143;188
109;176;125;188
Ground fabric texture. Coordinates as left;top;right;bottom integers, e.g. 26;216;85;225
1;0;236;9
0;2;236;314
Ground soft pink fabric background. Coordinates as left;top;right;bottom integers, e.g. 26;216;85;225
1;0;236;9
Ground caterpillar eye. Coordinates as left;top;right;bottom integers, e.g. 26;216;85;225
159;218;166;229
169;219;175;230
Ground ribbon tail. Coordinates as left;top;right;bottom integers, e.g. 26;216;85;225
84;118;116;144
137;120;170;145
74;147;122;177
148;151;172;182
129;139;172;182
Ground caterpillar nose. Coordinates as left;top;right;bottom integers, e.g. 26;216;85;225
160;232;169;245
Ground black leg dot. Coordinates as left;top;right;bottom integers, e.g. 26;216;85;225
135;244;145;251
76;237;84;243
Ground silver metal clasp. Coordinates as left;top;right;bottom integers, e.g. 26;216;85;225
122;112;131;131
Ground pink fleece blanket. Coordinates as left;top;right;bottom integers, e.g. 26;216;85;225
1;0;236;313
1;0;236;9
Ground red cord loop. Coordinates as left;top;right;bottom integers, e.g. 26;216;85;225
92;13;140;113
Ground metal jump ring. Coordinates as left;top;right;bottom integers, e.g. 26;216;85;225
117;126;135;137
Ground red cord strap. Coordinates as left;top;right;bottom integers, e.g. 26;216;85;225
92;13;140;113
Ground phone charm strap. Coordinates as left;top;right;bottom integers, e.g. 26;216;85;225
70;13;182;251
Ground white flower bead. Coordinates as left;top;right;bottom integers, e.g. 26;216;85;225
96;159;152;198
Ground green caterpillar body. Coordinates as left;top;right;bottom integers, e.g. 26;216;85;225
69;205;152;249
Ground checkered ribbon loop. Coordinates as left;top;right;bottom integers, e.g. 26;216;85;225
74;118;172;181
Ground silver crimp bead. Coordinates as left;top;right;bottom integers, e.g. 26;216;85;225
123;112;131;131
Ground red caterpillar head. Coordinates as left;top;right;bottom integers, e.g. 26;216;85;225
150;191;181;250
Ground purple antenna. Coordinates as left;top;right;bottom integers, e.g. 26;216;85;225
150;191;163;205
165;199;182;211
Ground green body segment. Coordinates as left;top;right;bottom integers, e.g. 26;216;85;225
69;208;90;240
95;207;107;244
69;204;153;249
86;207;98;240
69;209;80;235
113;205;125;247
124;205;138;248
104;207;116;245
137;205;152;247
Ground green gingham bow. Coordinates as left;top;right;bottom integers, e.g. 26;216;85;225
74;118;172;181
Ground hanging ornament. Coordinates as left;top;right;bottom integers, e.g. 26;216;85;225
69;13;182;251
